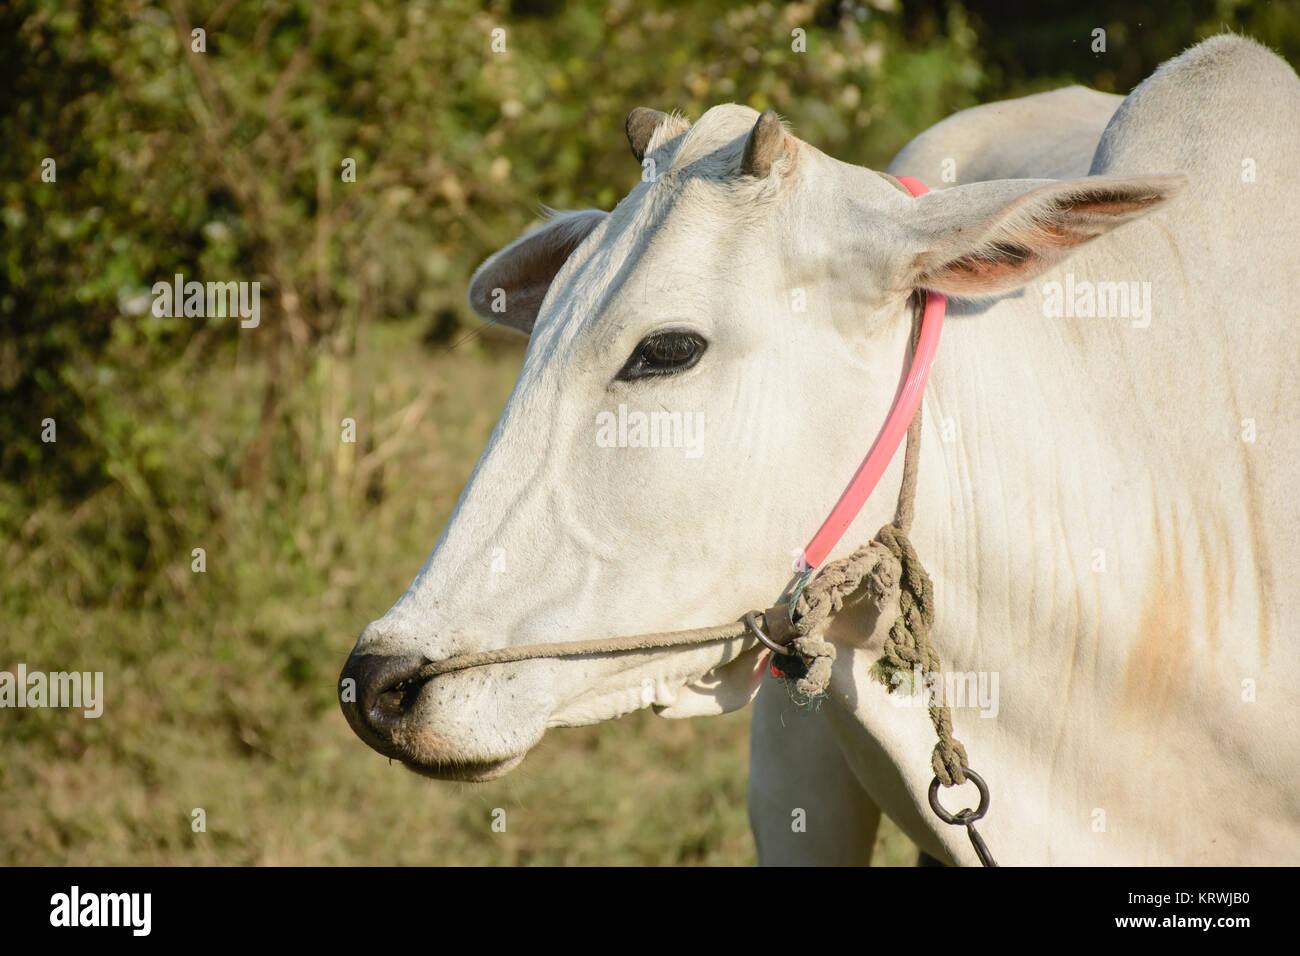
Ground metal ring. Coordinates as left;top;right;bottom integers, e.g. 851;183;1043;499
927;767;990;826
744;610;795;657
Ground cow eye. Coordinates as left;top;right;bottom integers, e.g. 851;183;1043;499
616;329;708;381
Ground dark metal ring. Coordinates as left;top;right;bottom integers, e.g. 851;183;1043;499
744;610;795;656
927;767;991;826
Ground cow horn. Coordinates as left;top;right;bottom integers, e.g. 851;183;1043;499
740;109;787;178
626;107;671;162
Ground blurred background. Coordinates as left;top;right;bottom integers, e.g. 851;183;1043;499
2;0;1296;865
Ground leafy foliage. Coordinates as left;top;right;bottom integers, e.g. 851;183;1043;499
2;0;1295;864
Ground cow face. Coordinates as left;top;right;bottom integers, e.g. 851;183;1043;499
339;105;1182;780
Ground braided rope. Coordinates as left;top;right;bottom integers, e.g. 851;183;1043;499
782;523;966;786
875;525;968;787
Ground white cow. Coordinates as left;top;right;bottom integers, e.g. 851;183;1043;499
341;36;1300;865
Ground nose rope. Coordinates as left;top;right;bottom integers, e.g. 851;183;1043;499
414;616;765;681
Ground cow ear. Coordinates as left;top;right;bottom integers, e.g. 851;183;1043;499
626;107;691;163
902;174;1187;297
467;209;608;333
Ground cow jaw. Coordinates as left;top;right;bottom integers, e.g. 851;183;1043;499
652;645;771;718
544;640;769;726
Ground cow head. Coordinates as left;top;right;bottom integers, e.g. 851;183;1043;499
340;105;1183;780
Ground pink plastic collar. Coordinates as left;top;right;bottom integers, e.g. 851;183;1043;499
796;175;946;571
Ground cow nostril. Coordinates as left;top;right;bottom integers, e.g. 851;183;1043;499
339;651;429;740
373;674;426;724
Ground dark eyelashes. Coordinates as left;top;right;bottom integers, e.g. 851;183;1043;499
615;329;708;382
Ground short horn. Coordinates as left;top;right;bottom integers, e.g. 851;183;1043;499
626;108;671;162
740;109;787;178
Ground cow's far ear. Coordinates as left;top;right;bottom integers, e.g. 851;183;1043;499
626;107;691;163
467;209;608;333
903;174;1187;297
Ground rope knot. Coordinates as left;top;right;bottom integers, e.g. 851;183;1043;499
788;633;836;702
783;523;970;790
782;540;900;704
791;541;900;639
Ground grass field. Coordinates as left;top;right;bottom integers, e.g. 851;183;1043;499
2;319;916;865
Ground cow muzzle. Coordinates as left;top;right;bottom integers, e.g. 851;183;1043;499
338;646;529;782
